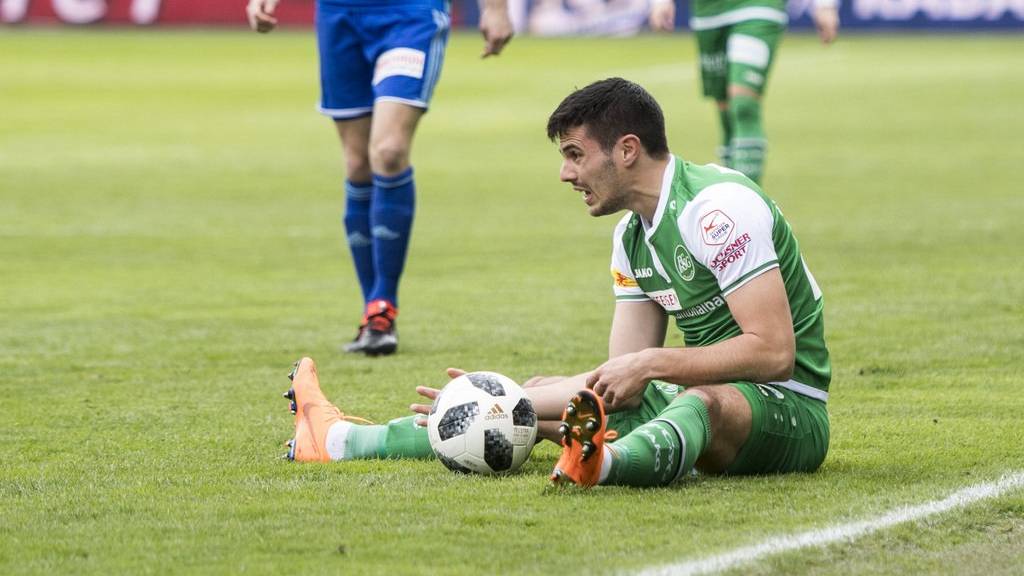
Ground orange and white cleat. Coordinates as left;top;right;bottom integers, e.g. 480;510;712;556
282;357;373;462
550;389;618;487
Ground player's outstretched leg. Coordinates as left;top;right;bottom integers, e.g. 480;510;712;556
283;357;374;461
550;390;618;487
281;357;433;461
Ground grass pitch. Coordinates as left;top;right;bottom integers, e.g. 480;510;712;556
2;29;1023;575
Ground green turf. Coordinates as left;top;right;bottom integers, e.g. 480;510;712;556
1;28;1022;575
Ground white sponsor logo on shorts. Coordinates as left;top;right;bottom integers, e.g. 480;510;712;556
373;48;426;86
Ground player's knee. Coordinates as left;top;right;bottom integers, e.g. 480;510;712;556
369;139;411;176
345;156;371;181
339;142;372;182
684;387;718;420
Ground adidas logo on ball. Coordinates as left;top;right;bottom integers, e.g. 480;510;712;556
485;404;509;420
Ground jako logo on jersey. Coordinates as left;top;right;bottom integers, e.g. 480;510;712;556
633;267;654;278
674;245;695;281
677;295;725;319
611;268;638;288
485;404;508;420
711;233;752;272
700;210;734;246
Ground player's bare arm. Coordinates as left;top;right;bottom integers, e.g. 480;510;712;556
478;0;514;57
813;1;841;44
588;268;795;409
246;0;280;33
648;0;676;32
608;299;667;358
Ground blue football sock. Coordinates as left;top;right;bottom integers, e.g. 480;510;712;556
369;167;415;307
343;180;375;305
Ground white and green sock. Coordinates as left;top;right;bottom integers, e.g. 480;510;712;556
601;394;711;486
324;415;433;460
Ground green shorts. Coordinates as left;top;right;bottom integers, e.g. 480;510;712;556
606;381;682;435
726;382;829;475
695;19;785;100
606;381;829;475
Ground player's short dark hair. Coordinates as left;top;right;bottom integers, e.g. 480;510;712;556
546;78;669;158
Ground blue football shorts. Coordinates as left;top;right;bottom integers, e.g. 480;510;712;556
316;2;451;120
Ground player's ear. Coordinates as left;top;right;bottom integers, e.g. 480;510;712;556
618;134;642;167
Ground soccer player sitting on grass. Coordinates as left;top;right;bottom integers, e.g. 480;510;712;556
281;78;831;488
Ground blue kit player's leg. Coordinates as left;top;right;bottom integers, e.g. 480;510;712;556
361;6;451;356
318;2;450;357
316;3;381;353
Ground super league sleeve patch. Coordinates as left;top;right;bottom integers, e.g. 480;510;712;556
372;48;426;85
699;209;735;246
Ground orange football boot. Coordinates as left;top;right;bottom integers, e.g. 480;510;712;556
550;389;618;487
282;357;373;462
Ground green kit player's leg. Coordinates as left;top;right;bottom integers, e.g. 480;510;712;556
725;383;830;474
284;357;434;462
695;27;731;166
597;383;829;485
327;416;434;460
724;20;784;183
717;104;733;167
729;94;765;182
602;394;712;486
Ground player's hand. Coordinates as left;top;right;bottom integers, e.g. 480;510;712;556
411;368;466;426
648;1;676;32
479;6;514;58
585;352;649;410
247;0;280;34
812;6;840;45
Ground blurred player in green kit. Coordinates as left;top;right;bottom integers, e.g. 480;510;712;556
649;0;840;183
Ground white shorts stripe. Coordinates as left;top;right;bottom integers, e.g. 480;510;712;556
770;379;828;402
318;105;372;119
374;96;428;109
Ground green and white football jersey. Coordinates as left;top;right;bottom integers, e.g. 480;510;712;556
610;156;831;400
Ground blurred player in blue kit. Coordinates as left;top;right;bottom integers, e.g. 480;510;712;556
248;0;514;356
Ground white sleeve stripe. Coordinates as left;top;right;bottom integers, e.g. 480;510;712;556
721;262;779;297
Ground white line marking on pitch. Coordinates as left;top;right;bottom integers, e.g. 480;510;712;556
635;471;1024;576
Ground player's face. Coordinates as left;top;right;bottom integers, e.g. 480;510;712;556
558;126;629;217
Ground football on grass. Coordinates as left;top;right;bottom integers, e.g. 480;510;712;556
427;371;537;475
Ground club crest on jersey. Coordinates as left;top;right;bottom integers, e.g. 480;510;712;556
700;210;734;246
674;245;695;281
